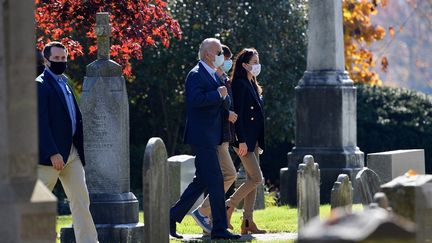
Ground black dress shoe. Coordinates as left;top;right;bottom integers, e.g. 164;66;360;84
170;219;183;239
211;230;241;240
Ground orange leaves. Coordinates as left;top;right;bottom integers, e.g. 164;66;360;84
343;0;388;85
89;45;97;55
388;26;395;37
145;36;156;46
35;0;182;77
381;57;389;72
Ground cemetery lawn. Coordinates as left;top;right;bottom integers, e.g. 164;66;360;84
56;204;363;242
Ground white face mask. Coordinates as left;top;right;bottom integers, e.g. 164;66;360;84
213;53;225;68
249;64;261;77
221;59;233;73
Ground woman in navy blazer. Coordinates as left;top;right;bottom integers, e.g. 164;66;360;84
225;48;267;234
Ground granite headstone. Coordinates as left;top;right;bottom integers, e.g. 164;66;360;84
381;174;432;242
297;155;320;231
0;1;57;242
143;137;169;243
355;167;381;206
331;174;353;212
286;0;364;206
61;12;143;242
368;149;425;184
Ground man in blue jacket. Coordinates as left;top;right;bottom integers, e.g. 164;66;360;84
169;38;241;240
36;41;98;243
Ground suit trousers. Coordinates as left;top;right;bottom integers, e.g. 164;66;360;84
226;144;264;219
198;142;237;216
170;144;228;235
38;145;98;243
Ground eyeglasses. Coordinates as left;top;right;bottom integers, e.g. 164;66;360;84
216;50;223;56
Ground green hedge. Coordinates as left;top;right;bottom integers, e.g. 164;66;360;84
357;84;432;173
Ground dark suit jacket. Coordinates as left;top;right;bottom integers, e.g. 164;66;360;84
36;70;85;166
183;62;230;146
231;77;265;151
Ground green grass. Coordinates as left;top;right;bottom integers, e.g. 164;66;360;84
56;204;363;242
176;206;296;235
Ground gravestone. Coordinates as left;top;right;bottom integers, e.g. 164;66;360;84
331;174;353;212
368;149;425;184
286;0;364;206
61;12;143;242
168;155;204;211
0;1;57;242
297;155;320;231
143;138;169;243
279;167;289;205
369;192;391;211
381;174;432;242
298;207;416;243
355;167;381;206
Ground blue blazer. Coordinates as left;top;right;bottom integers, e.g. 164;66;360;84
183;62;230;146
231;77;265;151
36;70;85;166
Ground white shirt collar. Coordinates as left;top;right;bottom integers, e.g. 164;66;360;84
199;60;217;81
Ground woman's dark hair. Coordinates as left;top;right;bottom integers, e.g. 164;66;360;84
231;48;262;95
43;41;67;60
221;44;232;58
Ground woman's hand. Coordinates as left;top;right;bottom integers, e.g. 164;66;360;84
238;143;248;157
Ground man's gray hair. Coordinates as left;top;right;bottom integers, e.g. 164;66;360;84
198;38;221;60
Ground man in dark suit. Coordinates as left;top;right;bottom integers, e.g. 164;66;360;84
169;38;241;240
36;42;98;243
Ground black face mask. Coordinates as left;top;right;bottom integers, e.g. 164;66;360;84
49;60;67;75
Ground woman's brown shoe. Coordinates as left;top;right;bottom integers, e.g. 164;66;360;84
226;206;234;230
240;218;267;235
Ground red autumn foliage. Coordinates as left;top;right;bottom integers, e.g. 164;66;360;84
35;0;182;77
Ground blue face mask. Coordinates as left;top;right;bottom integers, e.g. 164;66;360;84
221;59;233;73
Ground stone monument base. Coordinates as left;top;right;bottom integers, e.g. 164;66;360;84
60;223;144;243
1;180;57;243
89;192;139;224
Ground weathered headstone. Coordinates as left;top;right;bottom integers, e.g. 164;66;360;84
61;12;143;242
168;155;204;212
279;167;289;205
143;137;169;243
298;207;416;243
331;174;353;212
369;192;391;211
297;155;320;231
355;167;381;206
368;149;425;183
286;0;364;206
381;174;432;242
0;1;57;242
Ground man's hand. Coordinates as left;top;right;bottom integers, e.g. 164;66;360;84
50;153;65;171
217;86;228;98
238;143;248;157
228;111;238;123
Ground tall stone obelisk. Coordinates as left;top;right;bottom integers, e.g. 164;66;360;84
60;12;143;242
286;0;364;205
0;1;57;242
